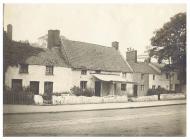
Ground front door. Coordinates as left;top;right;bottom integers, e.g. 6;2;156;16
133;85;138;97
12;79;22;92
95;81;101;96
30;81;39;95
44;82;53;95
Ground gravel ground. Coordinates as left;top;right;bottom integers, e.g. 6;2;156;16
3;104;186;136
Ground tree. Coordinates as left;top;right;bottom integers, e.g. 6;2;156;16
149;12;186;87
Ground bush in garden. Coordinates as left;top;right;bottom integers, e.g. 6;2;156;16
147;88;168;96
70;86;94;97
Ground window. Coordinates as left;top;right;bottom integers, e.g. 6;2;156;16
19;64;28;73
122;72;127;78
141;74;144;80
140;85;144;91
95;70;101;74
30;81;39;95
166;73;169;79
80;81;87;89
121;84;126;91
44;82;53;94
153;75;155;80
46;66;53;75
81;70;87;75
12;79;22;91
152;85;156;89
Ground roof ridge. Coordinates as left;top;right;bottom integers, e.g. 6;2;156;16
62;38;112;49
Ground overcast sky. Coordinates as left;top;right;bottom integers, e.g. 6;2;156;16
4;4;186;57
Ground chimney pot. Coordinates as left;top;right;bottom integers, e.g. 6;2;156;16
48;29;60;49
7;24;12;41
112;41;119;50
126;49;137;63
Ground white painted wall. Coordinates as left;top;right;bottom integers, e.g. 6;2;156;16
5;65;73;95
149;74;170;90
5;65;134;96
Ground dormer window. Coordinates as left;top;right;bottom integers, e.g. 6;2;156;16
19;64;28;74
95;70;101;74
46;65;53;75
81;70;87;75
122;72;127;78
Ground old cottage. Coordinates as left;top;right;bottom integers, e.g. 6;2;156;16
4;25;135;97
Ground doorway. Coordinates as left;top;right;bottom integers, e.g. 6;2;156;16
133;85;138;97
95;81;101;96
30;81;39;95
44;82;53;95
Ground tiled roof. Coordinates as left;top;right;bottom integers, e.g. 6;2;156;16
5;41;69;67
61;39;132;72
128;62;160;74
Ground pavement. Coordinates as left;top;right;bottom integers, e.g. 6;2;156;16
3;99;186;114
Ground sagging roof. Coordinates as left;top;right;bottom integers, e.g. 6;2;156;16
128;62;160;74
61;39;132;72
5;41;69;67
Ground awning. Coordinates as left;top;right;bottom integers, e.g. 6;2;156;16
92;74;136;84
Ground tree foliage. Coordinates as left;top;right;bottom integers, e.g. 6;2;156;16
149;12;186;84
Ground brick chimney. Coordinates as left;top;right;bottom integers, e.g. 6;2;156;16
126;48;137;63
48;30;61;49
144;57;151;63
112;41;119;50
7;24;12;41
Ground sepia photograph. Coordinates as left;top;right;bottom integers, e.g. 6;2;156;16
2;2;187;137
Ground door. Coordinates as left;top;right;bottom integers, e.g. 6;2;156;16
12;79;22;91
175;84;181;92
44;82;53;95
133;85;138;97
95;81;101;96
30;81;39;95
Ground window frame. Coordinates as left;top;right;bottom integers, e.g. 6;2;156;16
46;65;54;75
153;75;155;80
95;70;101;74
121;83;126;91
122;72;127;78
141;85;144;91
81;70;87;75
19;64;28;74
80;81;87;89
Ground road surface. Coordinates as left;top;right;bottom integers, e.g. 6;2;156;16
3;104;186;136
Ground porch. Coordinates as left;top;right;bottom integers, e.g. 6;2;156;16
92;74;135;97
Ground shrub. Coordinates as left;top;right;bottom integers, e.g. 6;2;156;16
70;86;94;97
147;88;168;96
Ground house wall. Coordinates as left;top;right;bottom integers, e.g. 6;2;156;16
131;73;149;96
5;65;73;95
170;72;180;91
149;74;170;90
5;65;134;96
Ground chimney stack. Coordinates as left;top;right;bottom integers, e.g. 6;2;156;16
7;24;12;41
112;41;119;50
48;30;61;49
126;49;137;63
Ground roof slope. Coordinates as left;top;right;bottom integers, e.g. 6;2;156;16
128;62;160;74
61;39;132;72
5;41;69;67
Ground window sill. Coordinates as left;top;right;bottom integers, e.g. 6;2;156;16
46;74;54;76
